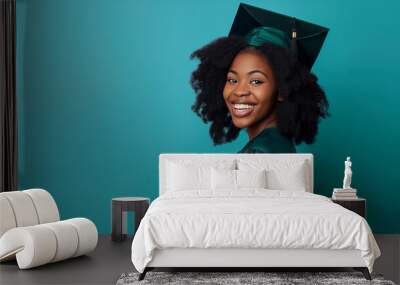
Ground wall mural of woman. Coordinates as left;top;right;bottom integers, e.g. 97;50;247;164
190;3;330;153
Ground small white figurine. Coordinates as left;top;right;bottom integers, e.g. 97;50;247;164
342;156;352;189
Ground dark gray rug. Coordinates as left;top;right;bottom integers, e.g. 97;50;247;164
116;271;396;285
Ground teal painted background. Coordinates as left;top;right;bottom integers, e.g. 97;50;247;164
16;0;400;234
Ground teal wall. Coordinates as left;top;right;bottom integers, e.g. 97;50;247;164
16;0;400;234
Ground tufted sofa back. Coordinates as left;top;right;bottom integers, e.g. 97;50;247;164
0;189;60;238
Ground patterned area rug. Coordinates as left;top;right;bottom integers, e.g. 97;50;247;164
116;271;396;285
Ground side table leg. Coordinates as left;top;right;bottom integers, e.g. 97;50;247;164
112;202;123;241
121;210;127;240
134;201;149;234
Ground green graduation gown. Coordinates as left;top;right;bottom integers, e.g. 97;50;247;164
238;127;296;153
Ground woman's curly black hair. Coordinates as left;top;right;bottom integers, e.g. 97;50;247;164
190;36;329;145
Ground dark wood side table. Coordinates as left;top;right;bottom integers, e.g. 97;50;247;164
111;197;150;242
331;197;366;218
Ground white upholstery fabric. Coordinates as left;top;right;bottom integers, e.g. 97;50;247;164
24;189;60;224
0;188;60;237
1;191;40;227
63;218;98;257
0;196;17;237
0;225;57;268
42;221;79;262
0;189;98;269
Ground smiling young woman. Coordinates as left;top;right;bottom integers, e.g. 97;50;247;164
189;30;329;153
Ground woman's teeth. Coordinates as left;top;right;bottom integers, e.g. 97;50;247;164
233;103;254;110
231;103;255;117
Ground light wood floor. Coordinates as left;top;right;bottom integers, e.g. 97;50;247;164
0;235;399;285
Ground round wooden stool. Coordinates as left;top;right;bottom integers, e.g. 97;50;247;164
111;197;149;242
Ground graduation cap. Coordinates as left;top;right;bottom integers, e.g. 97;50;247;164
228;3;329;70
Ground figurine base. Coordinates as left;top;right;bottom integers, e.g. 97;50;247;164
334;188;357;191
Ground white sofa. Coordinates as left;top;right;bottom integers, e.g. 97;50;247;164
0;188;98;269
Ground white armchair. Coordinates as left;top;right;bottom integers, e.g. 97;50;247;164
0;189;98;269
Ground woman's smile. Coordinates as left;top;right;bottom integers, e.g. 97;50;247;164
230;103;256;117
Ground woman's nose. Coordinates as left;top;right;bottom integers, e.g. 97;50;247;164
233;82;250;97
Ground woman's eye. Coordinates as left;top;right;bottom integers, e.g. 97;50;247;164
227;78;237;84
251;80;264;85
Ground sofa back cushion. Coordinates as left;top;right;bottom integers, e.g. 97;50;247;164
0;189;60;238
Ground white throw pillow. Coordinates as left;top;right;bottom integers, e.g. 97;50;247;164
211;168;236;190
166;160;236;191
167;163;209;191
267;164;307;191
237;169;267;189
211;168;268;190
238;159;309;191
